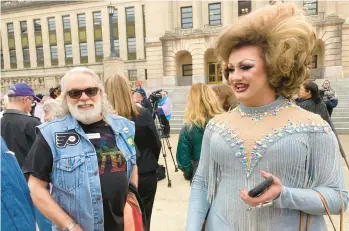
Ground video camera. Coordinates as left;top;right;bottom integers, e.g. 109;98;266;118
149;89;162;105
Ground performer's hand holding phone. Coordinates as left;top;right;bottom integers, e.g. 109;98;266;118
239;170;283;208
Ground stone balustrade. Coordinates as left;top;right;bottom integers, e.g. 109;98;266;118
1;76;46;94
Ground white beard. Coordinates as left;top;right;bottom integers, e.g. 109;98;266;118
68;100;102;124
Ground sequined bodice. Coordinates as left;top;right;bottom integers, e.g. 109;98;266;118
198;97;334;230
206;97;330;178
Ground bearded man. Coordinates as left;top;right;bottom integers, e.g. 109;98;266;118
24;67;138;231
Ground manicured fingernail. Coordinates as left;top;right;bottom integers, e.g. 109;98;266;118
260;170;266;176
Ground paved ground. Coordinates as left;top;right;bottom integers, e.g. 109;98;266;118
151;134;349;231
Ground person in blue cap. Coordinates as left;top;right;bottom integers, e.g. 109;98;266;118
0;83;52;231
1;83;41;167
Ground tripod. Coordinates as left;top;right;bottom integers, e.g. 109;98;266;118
154;111;178;188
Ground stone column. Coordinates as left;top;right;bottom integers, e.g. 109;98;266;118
192;42;205;83
193;0;202;31
325;0;338;17
118;6;128;60
322;17;345;78
86;11;96;63
27;19;37;68
165;1;174;33
162;40;177;86
70;13;80;65
55;15;65;66
103;58;126;79
135;4;145;60
192;53;205;83
101;7;111;58
342;23;349;70
1;22;10;70
41;17;51;67
222;1;234;25
252;0;268;11
14;21;24;69
232;1;239;24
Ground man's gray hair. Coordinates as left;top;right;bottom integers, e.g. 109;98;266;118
56;67;116;117
60;67;104;93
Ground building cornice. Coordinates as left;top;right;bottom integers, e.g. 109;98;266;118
312;15;346;27
1;1;79;13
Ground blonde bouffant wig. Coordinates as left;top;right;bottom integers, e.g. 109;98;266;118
215;3;317;99
184;83;224;129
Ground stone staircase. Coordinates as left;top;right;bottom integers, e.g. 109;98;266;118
162;78;349;134
322;78;349;134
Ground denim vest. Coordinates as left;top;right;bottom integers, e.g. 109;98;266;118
1;137;36;231
38;114;136;231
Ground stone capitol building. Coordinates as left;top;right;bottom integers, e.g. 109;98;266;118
1;0;349;95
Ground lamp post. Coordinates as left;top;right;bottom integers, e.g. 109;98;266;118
108;4;116;57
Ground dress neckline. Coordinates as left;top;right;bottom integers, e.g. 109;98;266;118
239;96;287;114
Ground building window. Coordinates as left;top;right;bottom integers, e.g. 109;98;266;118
34;19;41;32
1;51;3;69
269;0;283;4
64;44;73;58
181;6;193;28
20;21;28;34
303;0;318;15
209;3;221;25
128;69;137;81
127;38;136;60
95;40;103;61
78;14;86;28
311;55;317;69
23;48;30;67
48;17;56;31
64;44;73;65
238;1;251;16
145;69;148;80
62;15;71;29
93;11;102;25
114;39;120;57
50;45;58;65
1;50;4;69
7;23;14;35
9;49;17;68
182;64;193;76
36;47;44;66
80;42;88;63
112;11;118;24
126;7;135;23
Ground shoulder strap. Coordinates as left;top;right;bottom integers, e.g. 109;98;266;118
300;191;343;231
299;212;311;231
316;191;344;231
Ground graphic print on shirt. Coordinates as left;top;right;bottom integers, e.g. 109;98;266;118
55;132;80;148
96;133;126;174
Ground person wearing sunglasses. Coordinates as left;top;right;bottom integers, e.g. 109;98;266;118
24;67;138;231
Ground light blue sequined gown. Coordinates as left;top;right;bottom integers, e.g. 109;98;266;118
186;97;348;231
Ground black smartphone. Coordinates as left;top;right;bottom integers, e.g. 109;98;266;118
248;176;274;198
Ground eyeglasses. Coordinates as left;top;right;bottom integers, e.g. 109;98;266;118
67;87;99;99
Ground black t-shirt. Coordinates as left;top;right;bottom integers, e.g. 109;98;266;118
24;120;128;231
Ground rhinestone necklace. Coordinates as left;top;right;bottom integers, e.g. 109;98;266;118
232;100;294;125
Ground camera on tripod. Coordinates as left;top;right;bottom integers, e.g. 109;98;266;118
149;89;162;106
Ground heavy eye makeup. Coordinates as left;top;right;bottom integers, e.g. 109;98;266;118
226;61;256;73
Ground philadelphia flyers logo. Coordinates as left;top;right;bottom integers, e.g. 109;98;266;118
55;133;80;148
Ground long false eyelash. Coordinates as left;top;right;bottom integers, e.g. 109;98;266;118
240;65;254;70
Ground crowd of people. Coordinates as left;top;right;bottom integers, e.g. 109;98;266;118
1;2;348;231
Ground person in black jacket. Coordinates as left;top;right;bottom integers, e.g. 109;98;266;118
296;81;330;123
296;80;348;169
1;83;53;231
1;83;41;168
133;91;153;114
105;74;161;231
